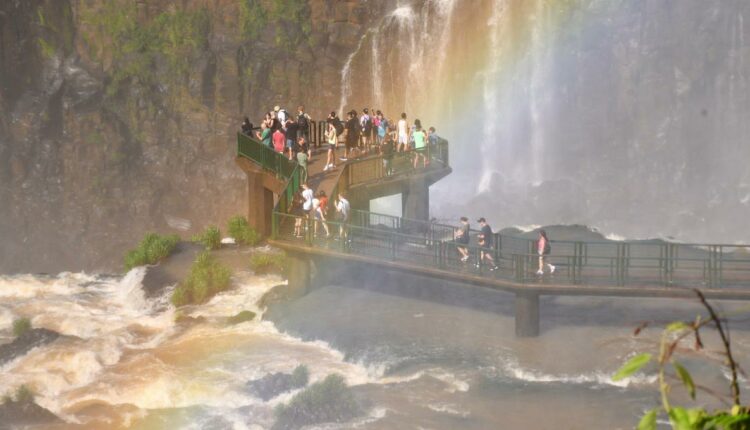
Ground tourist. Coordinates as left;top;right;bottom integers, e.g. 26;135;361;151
454;217;470;262
275;105;288;126
397;113;409;152
360;108;372;154
295;137;309;183
343;110;360;161
536;230;555;275
270;109;282;131
301;183;315;221
296;105;311;147
256;123;272;148
382;131;394;176
285;118;299;161
272;127;286;153
263;112;273;129
324;118;337;171
428;126;439;162
241;117;253;135
376;110;388;149
477;218;498;271
412;119;427;169
291;191;305;238
335;192;351;241
312;193;330;238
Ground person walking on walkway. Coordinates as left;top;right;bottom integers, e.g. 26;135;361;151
412;120;427;169
536;230;555;275
324;119;337;171
477;218;498;271
397;113;409;152
343;110;360;161
256;123;272;149
296;105;311;147
272;127;286;153
295;137;309;183
454;217;470;262
335;192;351;241
360;108;372;154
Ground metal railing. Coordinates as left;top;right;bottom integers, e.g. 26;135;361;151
271;210;750;289
237;132;297;180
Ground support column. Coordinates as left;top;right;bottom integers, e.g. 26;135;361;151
402;176;430;221
286;253;311;298
515;292;540;337
247;171;274;236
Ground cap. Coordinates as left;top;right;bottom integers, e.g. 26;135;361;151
363;108;369;113
274;106;280;112
477;217;486;223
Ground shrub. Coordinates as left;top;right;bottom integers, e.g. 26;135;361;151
12;318;32;338
171;252;231;307
227;310;256;325
227;216;261;246
249;252;287;275
290;365;309;387
192;225;222;250
124;233;180;270
273;374;361;430
14;385;34;403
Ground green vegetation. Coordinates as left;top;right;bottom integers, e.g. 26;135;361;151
80;1;210;96
249;252;287;275
227;216;261;246
171;252;231;307
290;365;309;387
124;233;180;270
227;310;256;325
3;385;35;404
273;374;361;430
614;290;750;430
238;0;311;49
192;225;222;250
37;37;56;59
12;318;32;338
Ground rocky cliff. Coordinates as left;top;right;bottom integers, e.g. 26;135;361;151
0;0;380;273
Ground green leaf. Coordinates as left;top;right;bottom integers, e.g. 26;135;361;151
637;409;658;430
666;321;689;333
613;353;652;381
669;407;707;430
673;360;696;400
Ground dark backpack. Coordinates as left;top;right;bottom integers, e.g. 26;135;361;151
362;116;372;134
543;241;551;255
297;114;309;131
334;118;344;136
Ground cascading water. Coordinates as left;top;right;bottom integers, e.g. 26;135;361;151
336;0;750;243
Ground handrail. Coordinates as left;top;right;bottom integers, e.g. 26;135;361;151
237;132;297;180
271;211;750;288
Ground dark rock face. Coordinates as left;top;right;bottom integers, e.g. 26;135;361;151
246;365;309;401
0;0;384;274
0;329;60;366
0;398;62;429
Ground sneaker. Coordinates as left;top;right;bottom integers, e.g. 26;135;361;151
460;256;469;262
340;157;348;161
536;270;544;275
323;164;330;171
490;266;498;272
549;265;556;274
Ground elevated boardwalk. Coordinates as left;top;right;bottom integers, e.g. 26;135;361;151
236;127;750;337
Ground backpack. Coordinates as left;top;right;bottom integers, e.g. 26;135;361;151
297;114;309;131
543;240;551;255
362;116;372;134
334;118;344;136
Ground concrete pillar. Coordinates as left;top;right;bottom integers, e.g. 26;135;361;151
402;176;430;221
247;171;274;236
286;253;311;298
515;292;540;337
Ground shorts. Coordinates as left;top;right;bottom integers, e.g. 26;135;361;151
346;139;358;149
286;139;294;149
328;143;336;151
398;133;408;144
314;211;323;220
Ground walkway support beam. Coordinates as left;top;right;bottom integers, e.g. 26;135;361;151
402;176;430;221
246;170;275;237
515;292;540;337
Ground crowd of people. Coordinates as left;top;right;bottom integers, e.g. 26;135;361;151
290;184;350;242
241;105;442;177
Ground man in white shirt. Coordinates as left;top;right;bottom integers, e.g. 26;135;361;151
335;193;350;241
397;112;409;152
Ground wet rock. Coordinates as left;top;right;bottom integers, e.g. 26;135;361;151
257;284;297;309
246;365;309;401
0;398;62;428
227;310;256;325
0;329;60;365
272;374;362;430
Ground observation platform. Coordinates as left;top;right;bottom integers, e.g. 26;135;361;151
236;125;750;337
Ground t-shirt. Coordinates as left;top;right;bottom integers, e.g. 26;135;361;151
260;128;272;148
302;189;314;211
345;118;359;143
319;196;328;214
538;236;546;254
457;223;469;243
272;130;286;152
480;225;493;247
336;198;350;220
378;119;388;137
413;130;427;149
285;122;298;141
428;133;439;146
397;119;408;136
382;141;394;159
277;109;288;124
